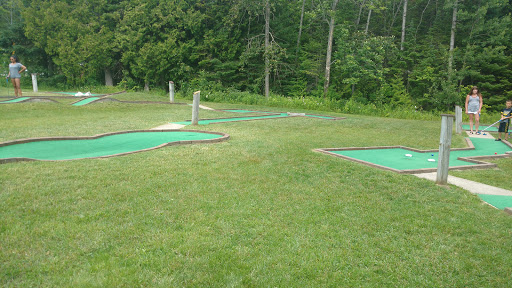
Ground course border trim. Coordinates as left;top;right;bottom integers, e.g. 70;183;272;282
176;112;346;126
314;138;512;174
0;129;229;164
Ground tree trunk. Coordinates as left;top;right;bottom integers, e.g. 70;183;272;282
264;0;270;99
105;68;113;86
448;0;458;80
355;0;366;29
296;0;306;55
400;0;408;50
323;0;339;97
365;7;372;35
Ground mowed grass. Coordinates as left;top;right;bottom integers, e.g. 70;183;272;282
1;97;512;287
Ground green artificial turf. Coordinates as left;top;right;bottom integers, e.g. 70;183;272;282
1;96;512;287
71;97;101;106
172;113;290;125
478;194;512;209
0;131;224;161
0;97;30;103
330;138;512;171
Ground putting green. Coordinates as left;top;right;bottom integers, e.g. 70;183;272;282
0;97;30;103
0;131;226;161
173;113;290;125
72;97;100;106
478;194;512;210
328;138;511;171
173;111;337;125
225;109;338;120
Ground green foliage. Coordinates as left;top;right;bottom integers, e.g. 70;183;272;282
4;0;512;113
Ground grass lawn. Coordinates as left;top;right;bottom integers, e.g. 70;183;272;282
1;92;512;287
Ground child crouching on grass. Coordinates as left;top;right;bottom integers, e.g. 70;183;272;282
496;99;512;141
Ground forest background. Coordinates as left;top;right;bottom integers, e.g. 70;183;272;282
0;0;511;113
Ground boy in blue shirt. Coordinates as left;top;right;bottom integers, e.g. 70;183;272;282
496;99;512;141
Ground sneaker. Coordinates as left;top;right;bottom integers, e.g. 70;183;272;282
496;138;502;141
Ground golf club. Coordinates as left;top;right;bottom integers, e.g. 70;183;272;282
480;116;512;133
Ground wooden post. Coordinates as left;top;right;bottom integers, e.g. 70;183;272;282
31;73;38;92
169;81;175;103
436;114;455;185
455;105;462;134
191;91;200;125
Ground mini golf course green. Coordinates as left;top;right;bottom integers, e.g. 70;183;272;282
0;97;30;103
72;97;101;106
318;138;511;173
173;113;290;125
172;110;339;125
478;194;512;210
0;131;228;162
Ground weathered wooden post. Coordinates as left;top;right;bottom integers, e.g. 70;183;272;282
31;73;38;92
436;114;455;185
455;105;462;134
169;81;175;103
191;91;200;125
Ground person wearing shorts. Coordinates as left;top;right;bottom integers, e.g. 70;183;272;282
7;55;26;97
465;86;483;134
497;100;512;141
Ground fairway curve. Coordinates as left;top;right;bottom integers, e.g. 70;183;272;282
0;130;229;163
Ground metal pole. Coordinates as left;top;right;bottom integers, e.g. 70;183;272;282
191;91;200;125
436;114;455;185
169;81;175;103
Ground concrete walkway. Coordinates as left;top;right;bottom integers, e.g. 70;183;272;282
151;123;186;130
414;172;512;196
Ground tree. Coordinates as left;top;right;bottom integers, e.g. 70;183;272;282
323;0;339;97
400;0;407;50
448;0;458;81
23;0;121;85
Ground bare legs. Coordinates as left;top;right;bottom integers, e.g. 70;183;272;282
468;113;480;133
475;113;480;132
11;78;21;97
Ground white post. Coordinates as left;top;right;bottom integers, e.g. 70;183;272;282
31;73;38;92
191;91;200;125
455;105;462;134
169;81;175;103
436;114;455;185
